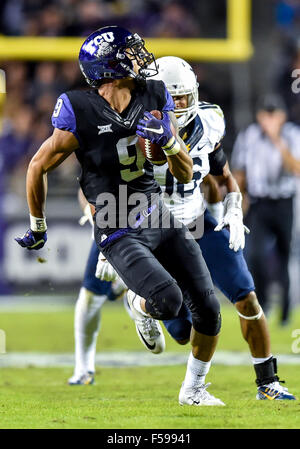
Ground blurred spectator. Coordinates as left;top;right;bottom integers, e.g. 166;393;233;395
0;0;215;38
4;62;30;105
64;0;112;36
0;104;34;169
231;93;300;325
0;104;35;293
274;39;300;125
0;0;25;35
29;62;63;99
151;1;200;38
58;61;84;91
38;5;66;36
275;0;300;38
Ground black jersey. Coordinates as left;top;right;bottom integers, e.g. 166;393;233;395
51;80;174;226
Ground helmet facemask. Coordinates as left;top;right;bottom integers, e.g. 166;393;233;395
151;56;199;129
170;85;199;129
117;33;158;81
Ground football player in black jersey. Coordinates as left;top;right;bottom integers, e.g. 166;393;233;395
15;26;224;406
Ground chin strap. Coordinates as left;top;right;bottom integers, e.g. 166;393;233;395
237;305;263;321
117;62;147;86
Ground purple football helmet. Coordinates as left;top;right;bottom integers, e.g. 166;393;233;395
79;25;158;87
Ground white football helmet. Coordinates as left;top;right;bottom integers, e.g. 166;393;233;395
152;56;199;129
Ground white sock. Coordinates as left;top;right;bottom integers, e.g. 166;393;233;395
74;287;106;377
184;351;212;388
251;355;273;365
133;294;149;317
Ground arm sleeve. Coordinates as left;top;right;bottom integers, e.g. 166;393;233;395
162;85;175;112
51;93;78;139
208;146;227;175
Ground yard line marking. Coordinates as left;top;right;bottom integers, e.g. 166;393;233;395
0;351;299;368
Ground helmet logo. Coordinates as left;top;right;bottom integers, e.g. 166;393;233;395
96;41;113;58
94;32;115;58
94;32;115;44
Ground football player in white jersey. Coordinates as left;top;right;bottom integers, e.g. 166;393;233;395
98;56;295;402
72;56;295;403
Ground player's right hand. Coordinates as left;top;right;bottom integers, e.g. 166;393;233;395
136;111;173;147
15;229;47;250
95;252;119;282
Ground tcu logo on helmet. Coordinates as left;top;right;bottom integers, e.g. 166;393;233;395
94;32;115;44
96;41;113;57
94;33;115;57
83;32;115;56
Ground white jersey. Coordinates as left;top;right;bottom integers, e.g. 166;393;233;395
153;102;225;225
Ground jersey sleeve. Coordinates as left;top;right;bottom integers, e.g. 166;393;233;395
200;104;226;148
51;93;78;138
162;85;175;112
208;146;227;175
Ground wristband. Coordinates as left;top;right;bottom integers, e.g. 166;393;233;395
223;192;242;213
30;214;47;232
162;136;180;156
206;201;224;223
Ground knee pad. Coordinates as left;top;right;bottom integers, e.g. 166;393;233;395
145;282;183;320
183;289;221;336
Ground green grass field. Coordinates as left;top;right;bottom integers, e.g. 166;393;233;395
0;299;299;429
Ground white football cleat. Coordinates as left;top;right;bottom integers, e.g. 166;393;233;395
179;382;225;406
126;290;165;354
68;372;94;386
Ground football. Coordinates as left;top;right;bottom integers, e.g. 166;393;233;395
137;110;175;165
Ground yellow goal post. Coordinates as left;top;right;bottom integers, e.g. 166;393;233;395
0;0;252;62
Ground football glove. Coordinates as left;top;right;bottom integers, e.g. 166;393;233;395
95;252;119;282
78;203;94;227
15;229;47;250
214;192;250;252
136;111;173;148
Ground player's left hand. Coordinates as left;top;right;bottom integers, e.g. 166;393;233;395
78;203;94;227
214;192;250;252
15;229;47;250
136;111;173;147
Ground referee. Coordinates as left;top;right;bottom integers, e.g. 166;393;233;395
231;94;300;325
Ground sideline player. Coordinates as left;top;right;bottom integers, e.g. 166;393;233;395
68;190;127;385
99;56;296;401
15;27;225;406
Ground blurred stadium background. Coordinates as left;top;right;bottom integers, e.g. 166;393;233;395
0;0;300;313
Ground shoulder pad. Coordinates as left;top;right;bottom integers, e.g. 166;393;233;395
197;103;225;147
